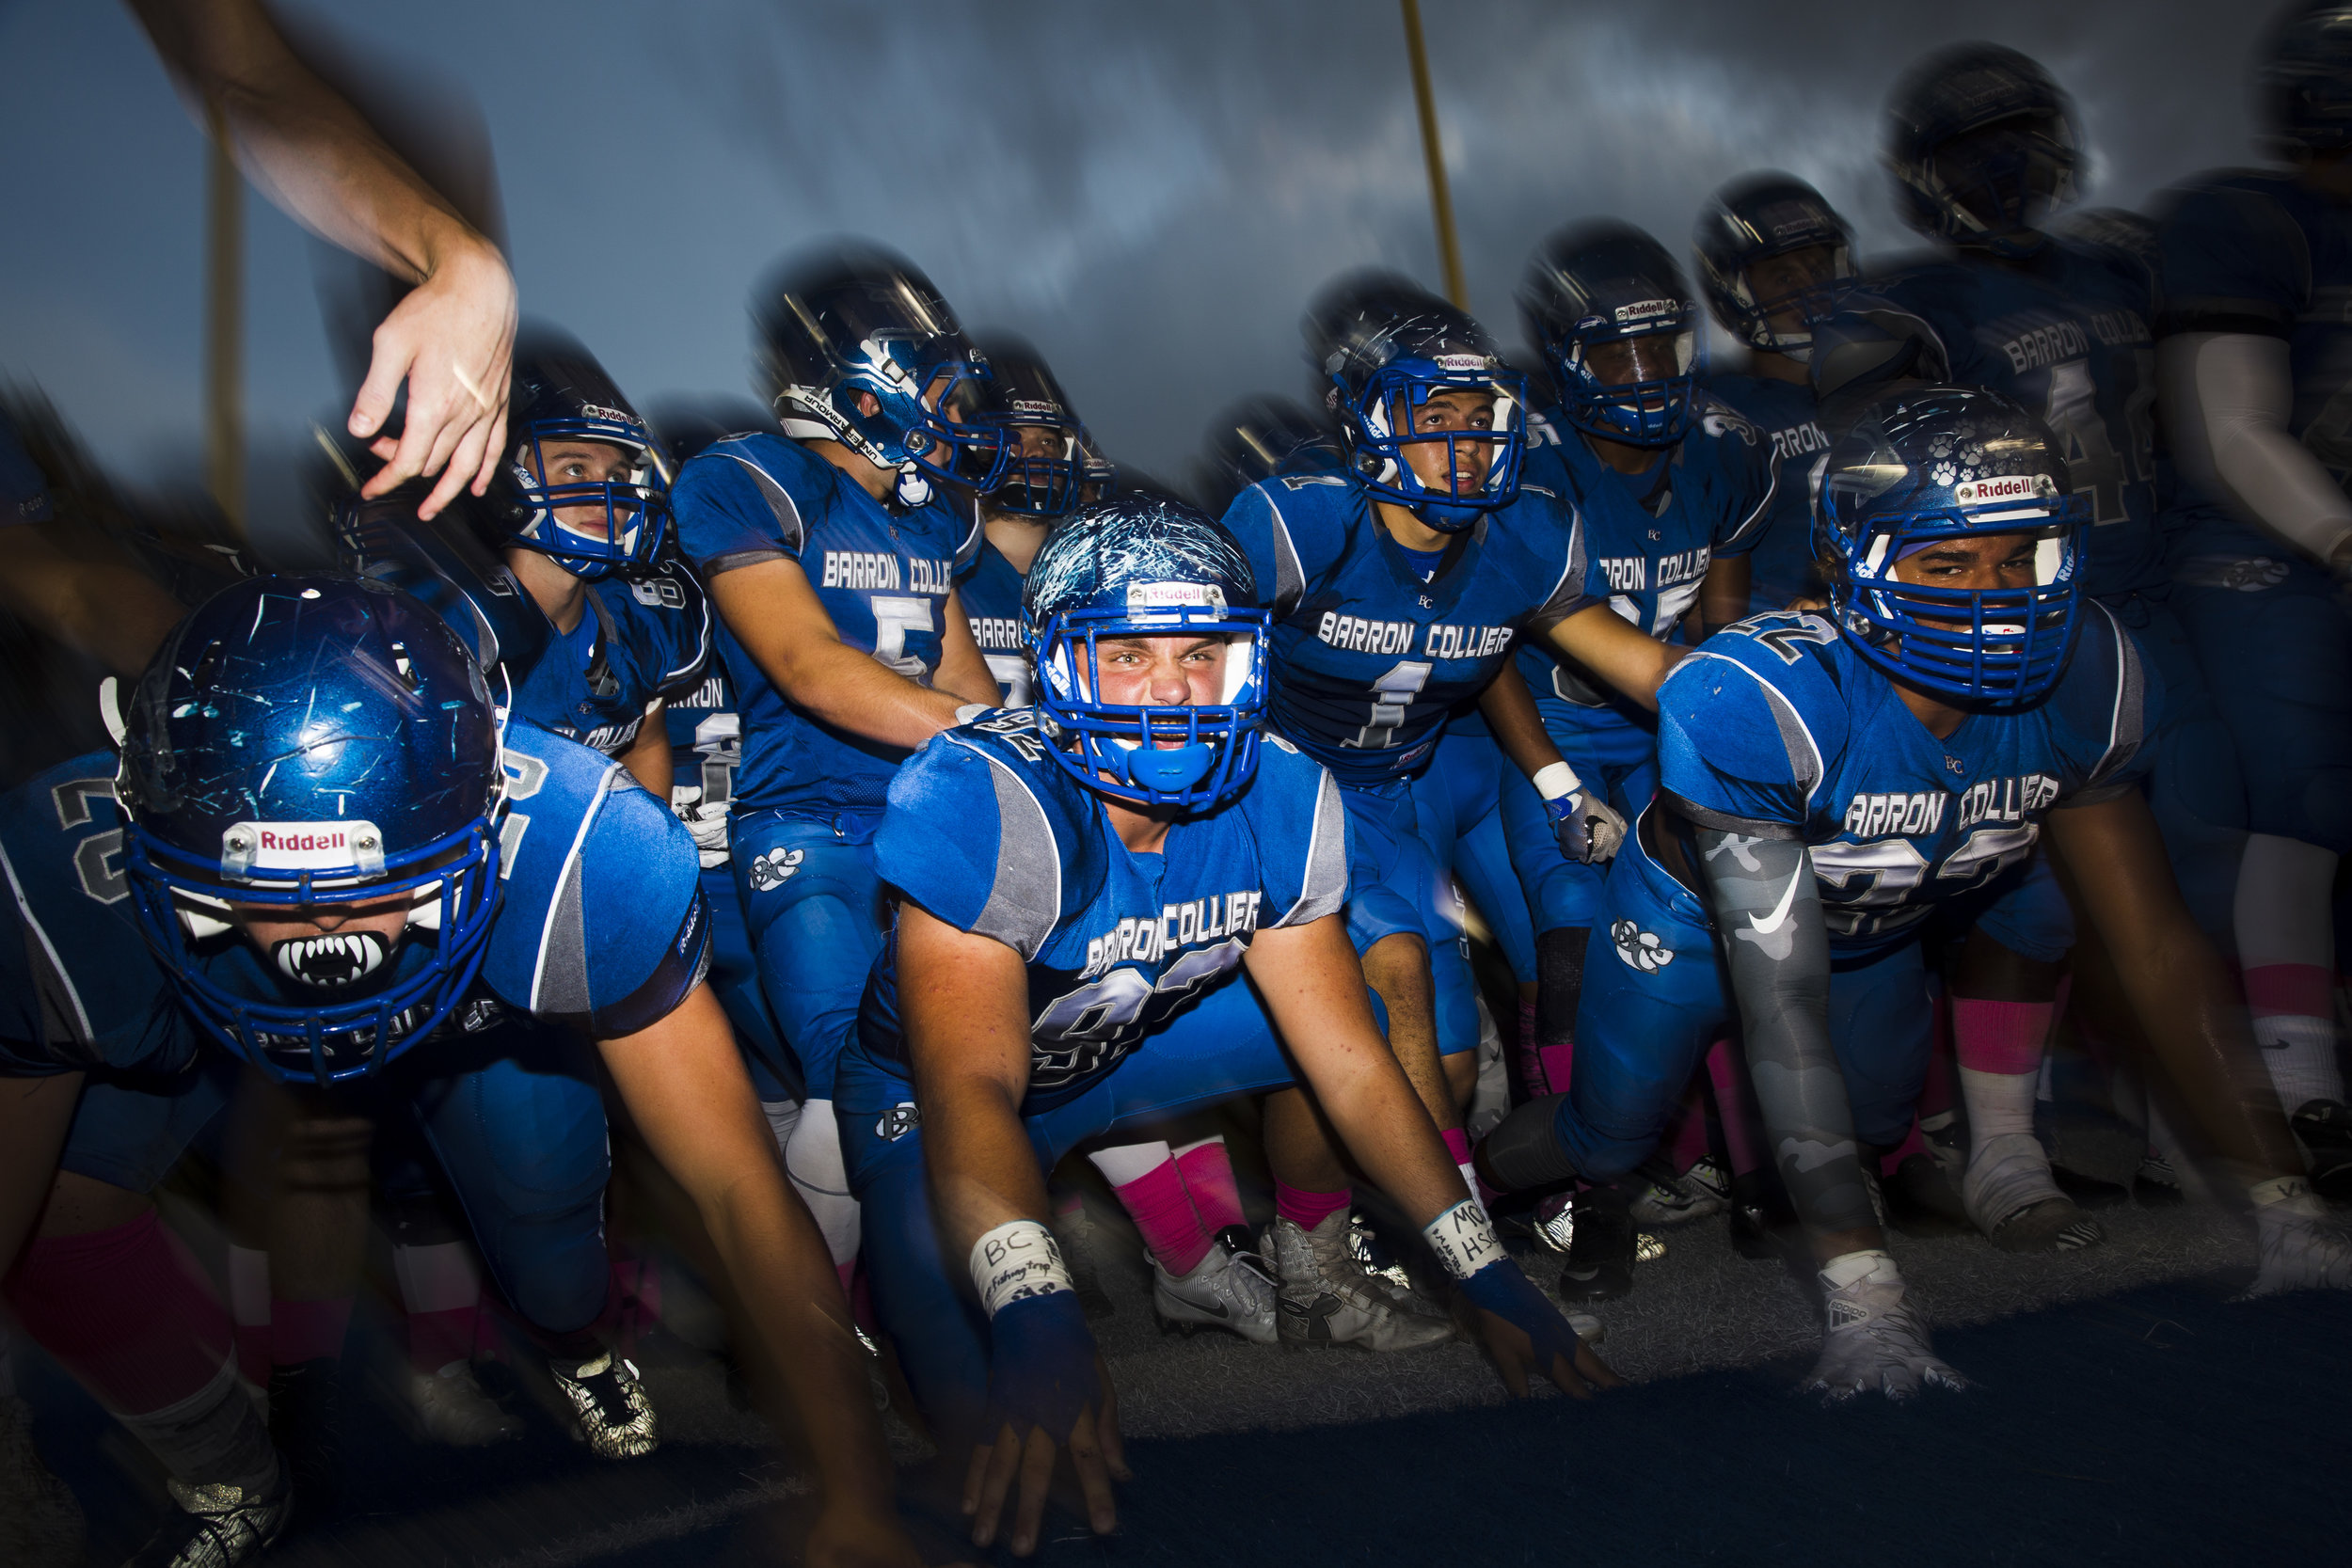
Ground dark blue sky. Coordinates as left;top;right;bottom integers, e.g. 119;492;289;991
0;0;2278;513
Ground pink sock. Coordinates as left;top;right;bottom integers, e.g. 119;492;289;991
1172;1137;1247;1234
1274;1181;1351;1232
835;1260;856;1297
1111;1161;1215;1275
3;1212;231;1414
1665;1089;1710;1174
1441;1127;1473;1165
271;1295;354;1368
408;1307;479;1375
1703;1037;1766;1177
1952;997;2054;1076
2245;962;2337;1022
1538;1042;1576;1097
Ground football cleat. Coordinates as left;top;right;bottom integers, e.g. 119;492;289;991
1558;1186;1638;1303
2134;1152;2186;1207
2049;1160;2132;1210
1963;1132;2104;1252
2246;1181;2352;1297
125;1462;293;1568
1628;1154;1731;1227
409;1362;523;1448
0;1394;86;1568
1152;1237;1279;1344
1885;1151;1973;1236
2289;1099;2352;1201
550;1351;659;1460
1270;1212;1456;1353
1727;1167;1804;1262
1803;1256;1968;1402
1345;1209;1419;1294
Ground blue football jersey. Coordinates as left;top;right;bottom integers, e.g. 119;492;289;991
957;531;1032;707
671;434;983;816
1702;371;1833;613
2156;168;2352;558
0;727;709;1078
1219;475;1596;787
663;653;744;815
503;566;713;756
1513;396;1777;736
858;710;1348;1112
1655;608;2156;957
1812;239;2166;599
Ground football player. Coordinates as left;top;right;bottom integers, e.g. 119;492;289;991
1692;171;1856;613
668;242;1007;1281
837;495;1619;1556
1808;42;2243;1250
1493;220;1780;1293
2154;0;2352;1196
1477;387;2352;1398
0;577;931;1565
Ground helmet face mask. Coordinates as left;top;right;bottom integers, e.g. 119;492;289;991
969;335;1089;518
1692;172;1859;362
758;245;1009;505
1521;222;1702;448
116;577;507;1085
1885;44;2083;255
1819;388;2088;706
2265;2;2352;153
1023;496;1273;812
497;335;673;580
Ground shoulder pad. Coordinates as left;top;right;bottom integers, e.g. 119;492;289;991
1662;614;1849;789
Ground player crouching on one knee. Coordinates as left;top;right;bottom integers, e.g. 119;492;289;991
835;495;1617;1557
1476;387;2352;1402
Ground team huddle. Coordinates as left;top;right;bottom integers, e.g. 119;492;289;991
9;13;2352;1567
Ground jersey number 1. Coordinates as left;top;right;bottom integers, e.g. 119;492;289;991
1354;659;1433;750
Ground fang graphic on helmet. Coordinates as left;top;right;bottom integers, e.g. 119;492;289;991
1519;220;1702;447
1304;270;1527;531
1024;494;1272;812
492;327;672;579
1884;42;2081;253
755;239;1008;507
116;576;505;1085
2263;2;2352;152
1692;171;1858;362
1818;387;2088;706
1195;395;1342;516
969;332;1089;518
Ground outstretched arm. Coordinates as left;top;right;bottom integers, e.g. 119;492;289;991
2159;332;2352;575
128;0;516;518
1248;914;1619;1398
898;904;1123;1557
597;984;923;1568
1542;602;1684;711
710;560;979;749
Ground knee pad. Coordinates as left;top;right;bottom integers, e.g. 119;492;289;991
1476;1094;1581;1193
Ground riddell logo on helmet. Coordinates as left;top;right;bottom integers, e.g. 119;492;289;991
1613;299;1677;325
578;404;633;424
1129;581;1226;610
1434;353;1492;372
226;820;384;870
1952;474;2054;505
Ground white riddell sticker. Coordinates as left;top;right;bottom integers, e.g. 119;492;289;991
1953;474;2055;505
1433;353;1492;372
578;404;634;424
228;821;379;870
1128;581;1226;609
1613;298;1677;325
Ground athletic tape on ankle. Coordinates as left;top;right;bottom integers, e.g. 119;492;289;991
969;1219;1074;1318
1422;1199;1503;1280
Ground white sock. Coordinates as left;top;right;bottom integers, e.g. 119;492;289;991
759;1099;801;1161
782;1099;861;1267
1958;1067;2040;1154
2255;1016;2344;1113
1086;1140;1175;1188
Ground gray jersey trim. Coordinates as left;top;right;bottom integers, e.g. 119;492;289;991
1679;650;1825;810
1260;492;1307;620
0;838;91;1050
1274;767;1350;927
723;451;809;556
965;746;1061;959
2077;602;2150;801
1526;509;1592;632
529;761;622;1015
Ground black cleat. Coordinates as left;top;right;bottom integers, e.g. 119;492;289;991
2134;1153;2187;1207
265;1357;341;1519
126;1460;293;1568
1727;1168;1804;1262
1557;1185;1636;1303
1885;1151;1973;1236
2291;1100;2352;1202
2049;1162;2131;1210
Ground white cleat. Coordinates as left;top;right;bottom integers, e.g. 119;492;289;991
1271;1212;1456;1353
1963;1132;2103;1252
1802;1252;1968;1402
1152;1239;1279;1344
549;1352;659;1460
2246;1180;2352;1298
409;1362;523;1447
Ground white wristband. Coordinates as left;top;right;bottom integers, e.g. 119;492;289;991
968;1219;1073;1317
1422;1198;1503;1281
1532;761;1583;802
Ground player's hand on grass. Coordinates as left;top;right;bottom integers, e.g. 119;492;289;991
962;1291;1129;1556
1459;1256;1624;1399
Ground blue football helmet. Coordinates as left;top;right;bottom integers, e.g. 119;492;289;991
491;329;671;579
1885;43;2081;256
969;333;1089;518
1194;395;1343;516
116;576;506;1085
1819;387;2088;706
1519;220;1702;448
1692;172;1858;363
1303;271;1527;531
755;240;1008;507
2263;3;2352;151
1025;494;1272;812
